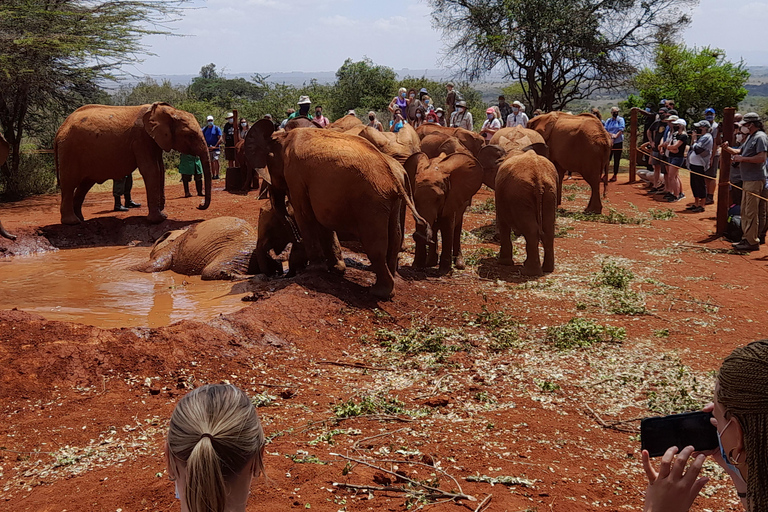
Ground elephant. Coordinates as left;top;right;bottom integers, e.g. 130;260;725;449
477;145;558;275
54;102;212;225
234;139;259;193
255;199;307;278
405;152;487;273
284;118;324;131
327;114;363;132
133;217;259;280
526;112;611;213
489;126;547;155
419;133;472;159
0;133;16;240
244;119;430;299
345;123;421;164
415;124;485;157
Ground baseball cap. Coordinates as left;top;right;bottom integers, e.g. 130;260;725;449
693;120;711;129
672;118;686;127
704;107;716;115
206;115;214;121
486;107;495;114
743;112;761;123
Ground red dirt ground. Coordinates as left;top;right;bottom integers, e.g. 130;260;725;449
0;172;764;511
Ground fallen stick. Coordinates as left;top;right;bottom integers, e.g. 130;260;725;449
474;494;492;512
316;361;393;371
254;382;300;388
330;452;476;502
333;482;442;499
352;428;409;449
584;403;638;433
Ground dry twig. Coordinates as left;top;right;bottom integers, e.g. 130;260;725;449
316;361;393;371
474;494;492;512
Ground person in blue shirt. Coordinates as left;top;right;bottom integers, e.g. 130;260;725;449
202;115;222;180
605;107;626;182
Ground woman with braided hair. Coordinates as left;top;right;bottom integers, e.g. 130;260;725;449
166;384;266;512
641;340;768;511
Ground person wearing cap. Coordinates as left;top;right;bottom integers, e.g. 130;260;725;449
641;104;657;172
505;101;528;128
367;111;383;132
434;107;447;127
498;96;513;122
446;82;457;119
288;96;312;121
418;87;429;101
480;107;502;143
643;107;669;193
658;115;685;202
389;88;409;124
604;106;625;182
687;120;714;212
450;100;473;130
703;108;719;204
722;112;768;251
217;112;236;170
347;110;357;117
202;114;222;180
313;105;330;128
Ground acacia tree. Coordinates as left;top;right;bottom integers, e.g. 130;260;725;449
429;0;696;111
0;0;184;198
333;58;397;119
635;44;749;119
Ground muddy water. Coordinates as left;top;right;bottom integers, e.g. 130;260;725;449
0;246;251;328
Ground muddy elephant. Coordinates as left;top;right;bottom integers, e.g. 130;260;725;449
478;145;558;275
420;133;472;159
55;102;212;225
327;114;363;132
234;139;259;193
405;152;487;273
133;217;259;280
346;124;421;164
415;124;485;157
526;112;610;213
489;126;547;154
0;133;16;240
256;199;306;277
244;119;430;299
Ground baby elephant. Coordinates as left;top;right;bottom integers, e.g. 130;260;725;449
134;216;261;280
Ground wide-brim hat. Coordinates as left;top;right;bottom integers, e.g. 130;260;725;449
456;100;467;108
512;101;523;107
743;112;761;123
666;115;679;122
298;95;311;105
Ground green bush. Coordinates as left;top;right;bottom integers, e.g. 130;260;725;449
594;260;634;290
546;317;626;350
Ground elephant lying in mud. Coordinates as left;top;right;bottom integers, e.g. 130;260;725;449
134;213;298;280
0;133;16;240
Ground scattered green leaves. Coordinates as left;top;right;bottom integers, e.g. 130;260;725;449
546;317;626;350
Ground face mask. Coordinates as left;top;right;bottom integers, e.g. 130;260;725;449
207;121;213;126
425;100;430;105
612;112;619;117
227;118;233;124
741;125;751;134
416;113;422;118
410;94;415;99
487;115;494;120
437;113;443;118
369;115;375;121
717;419;743;476
513;107;519;113
645;108;651;112
706;115;715;122
315;112;322;117
401;93;406;98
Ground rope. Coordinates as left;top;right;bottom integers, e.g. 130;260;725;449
635;145;768;203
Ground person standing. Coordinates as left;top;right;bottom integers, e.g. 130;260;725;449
480;107;501;143
450;100;473;130
179;153;204;198
704;108;719;205
662;117;687;202
687;120;713;213
604;106;625;182
112;173;140;212
313;105;330;127
722;112;768;251
642;104;657;171
505;101;528;127
288;96;312;121
445;82;457;119
367;111;384;132
388;88;408;123
218;112;236;170
498;96;513;124
238;118;249;139
405;89;421;124
202;115;222;180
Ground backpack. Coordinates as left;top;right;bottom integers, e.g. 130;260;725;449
725;204;743;243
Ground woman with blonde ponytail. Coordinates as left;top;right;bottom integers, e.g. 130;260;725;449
641;339;768;512
166;384;265;512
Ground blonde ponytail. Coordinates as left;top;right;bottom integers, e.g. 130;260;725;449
168;384;265;512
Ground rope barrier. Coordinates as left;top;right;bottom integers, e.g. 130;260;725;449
635;145;768;203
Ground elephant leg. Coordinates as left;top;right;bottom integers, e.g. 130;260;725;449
73;179;96;222
386;203;401;276
585;174;603;214
0;220;16;241
287;241;308;277
318;227;345;275
521;228;543;276
137;155;167;224
497;215;515;266
425;220;440;267
453;205;469;270
554;164;566;207
438;216;454;275
360;219;395;300
542;193;556;273
59;178;81;225
413;235;427;268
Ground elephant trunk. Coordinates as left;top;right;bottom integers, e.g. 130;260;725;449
196;144;212;210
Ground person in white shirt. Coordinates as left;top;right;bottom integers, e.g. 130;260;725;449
505;101;529;128
480;107;502;143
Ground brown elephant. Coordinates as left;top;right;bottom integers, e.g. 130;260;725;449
0;133;16;240
405;152;487;273
133;217;259;280
327;114;363;132
244;119;430;299
284;118;324;130
55;102;212;225
345;123;421;164
415;124;485;157
478;145;558;275
234;139;259;193
256;199;306;277
489;126;547;152
419;133;472;159
526;112;611;213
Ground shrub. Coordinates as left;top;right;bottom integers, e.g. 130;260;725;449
594;260;634;290
546;317;626;350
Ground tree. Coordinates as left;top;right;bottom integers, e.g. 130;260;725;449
428;0;696;111
333;58;397;119
188;64;267;107
113;77;190;106
0;0;183;198
634;44;749;120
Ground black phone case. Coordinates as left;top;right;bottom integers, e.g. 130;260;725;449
640;411;718;457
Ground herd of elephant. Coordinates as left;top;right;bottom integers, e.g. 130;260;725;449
1;103;612;299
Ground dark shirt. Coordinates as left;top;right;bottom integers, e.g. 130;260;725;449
649;120;666;147
446;90;456;109
222;122;235;147
740;131;768;181
668;132;689;157
498;101;513;122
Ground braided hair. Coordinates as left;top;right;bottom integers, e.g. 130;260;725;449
717;340;768;511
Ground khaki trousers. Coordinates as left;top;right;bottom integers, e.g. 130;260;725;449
740;180;768;244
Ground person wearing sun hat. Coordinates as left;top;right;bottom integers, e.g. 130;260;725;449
703;108;720;205
480;107;502;142
505;100;528;128
722;112;768;251
687;119;713;213
287;95;312;121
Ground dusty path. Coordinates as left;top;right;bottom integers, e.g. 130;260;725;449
0;175;764;511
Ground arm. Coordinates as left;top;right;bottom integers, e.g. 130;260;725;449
734;151;767;164
641;445;708;512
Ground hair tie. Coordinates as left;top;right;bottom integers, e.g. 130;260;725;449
200;433;214;442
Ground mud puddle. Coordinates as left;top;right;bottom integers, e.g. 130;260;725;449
0;246;250;328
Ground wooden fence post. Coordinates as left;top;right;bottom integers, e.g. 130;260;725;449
716;108;735;234
629;108;638;183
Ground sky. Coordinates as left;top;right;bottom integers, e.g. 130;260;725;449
132;0;768;78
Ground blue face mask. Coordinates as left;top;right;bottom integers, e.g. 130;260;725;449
706;115;715;122
718;419;741;475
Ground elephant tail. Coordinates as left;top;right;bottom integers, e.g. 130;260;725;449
536;186;545;241
400;167;433;244
53;136;60;187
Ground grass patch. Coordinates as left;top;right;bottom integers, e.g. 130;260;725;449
469;221;499;243
589;260;647;315
646;360;706;414
467;305;523;352
546;317;626;350
647;208;676;220
376;323;468;359
464;247;497;267
332;394;429;418
654;328;670;337
594;260;634;290
555;224;574;238
535;379;561;392
558;207;645;225
470;197;496;213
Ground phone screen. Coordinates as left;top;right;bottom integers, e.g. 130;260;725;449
640;411;718;457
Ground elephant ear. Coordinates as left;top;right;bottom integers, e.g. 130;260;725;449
403;152;429;193
244;119;275;183
524;142;550;159
477;144;506;190
143;102;176;152
358;126;391;150
444;153;484;214
527;112;556;141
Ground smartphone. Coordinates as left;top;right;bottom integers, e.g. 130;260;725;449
640;411;718;457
